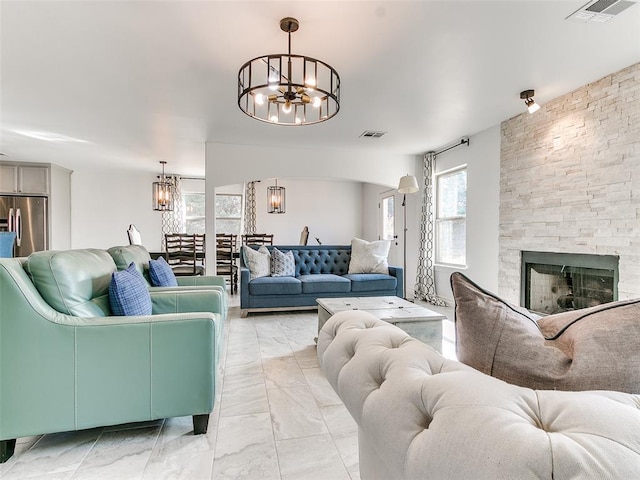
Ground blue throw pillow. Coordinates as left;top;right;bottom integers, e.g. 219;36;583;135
149;256;178;287
109;262;152;316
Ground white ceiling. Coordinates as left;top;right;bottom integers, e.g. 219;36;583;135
1;1;639;177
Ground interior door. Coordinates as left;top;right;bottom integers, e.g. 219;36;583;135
378;191;401;268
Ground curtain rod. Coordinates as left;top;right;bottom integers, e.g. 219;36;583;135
432;137;470;157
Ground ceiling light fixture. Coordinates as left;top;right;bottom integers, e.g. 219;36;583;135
267;179;286;214
238;17;340;126
152;161;175;211
520;89;540;114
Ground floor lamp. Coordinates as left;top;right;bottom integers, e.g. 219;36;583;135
397;174;419;300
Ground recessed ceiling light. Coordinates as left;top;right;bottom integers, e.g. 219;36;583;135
12;130;89;143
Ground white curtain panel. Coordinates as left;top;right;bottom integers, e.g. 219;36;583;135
161;176;184;249
244;181;257;234
415;152;446;306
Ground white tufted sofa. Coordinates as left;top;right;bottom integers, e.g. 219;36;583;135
317;310;640;480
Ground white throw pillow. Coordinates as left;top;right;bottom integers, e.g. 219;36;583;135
243;245;271;279
348;238;391;274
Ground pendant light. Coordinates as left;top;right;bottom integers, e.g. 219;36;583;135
267;179;286;214
152;161;175;211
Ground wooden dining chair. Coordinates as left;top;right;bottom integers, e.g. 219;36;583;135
216;233;238;294
165;233;205;276
241;233;274;246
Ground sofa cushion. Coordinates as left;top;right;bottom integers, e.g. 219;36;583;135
451;271;640;393
107;245;152;284
344;273;397;293
294;248;351;275
348;238;390;274
271;247;295;277
244;245;271;279
148;256;178;287
109;263;153;316
299;274;351;294
25;249;115;317
249;276;302;296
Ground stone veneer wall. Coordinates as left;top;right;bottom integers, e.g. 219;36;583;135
499;62;640;303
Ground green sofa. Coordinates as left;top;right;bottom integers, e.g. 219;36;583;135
0;248;225;463
107;244;228;320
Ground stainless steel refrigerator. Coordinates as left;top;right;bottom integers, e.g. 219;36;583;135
0;196;48;256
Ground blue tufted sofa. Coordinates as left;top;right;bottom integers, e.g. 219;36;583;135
240;245;403;317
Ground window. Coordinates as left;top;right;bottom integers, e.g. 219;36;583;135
436;166;467;266
184;192;205;234
182;192;243;235
215;194;242;235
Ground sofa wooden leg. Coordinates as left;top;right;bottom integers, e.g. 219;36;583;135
240;309;248;318
193;414;209;434
0;439;16;463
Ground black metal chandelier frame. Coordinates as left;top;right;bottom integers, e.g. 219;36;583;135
238;17;340;126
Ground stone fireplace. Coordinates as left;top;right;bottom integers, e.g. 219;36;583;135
521;251;618;314
498;62;639;305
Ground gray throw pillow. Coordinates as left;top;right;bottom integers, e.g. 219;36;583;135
271;247;295;277
451;271;640;393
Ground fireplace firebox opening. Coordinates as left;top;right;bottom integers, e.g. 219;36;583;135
521;251;619;315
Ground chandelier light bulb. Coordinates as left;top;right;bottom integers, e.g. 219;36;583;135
270;114;278;123
254;93;265;105
295;117;302;124
312;96;322;108
282;101;292;114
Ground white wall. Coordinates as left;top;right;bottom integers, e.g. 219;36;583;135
205;142;416;267
253;179;363;245
433;126;501;302
499;62;640;302
71;167;163;251
49;164;73;250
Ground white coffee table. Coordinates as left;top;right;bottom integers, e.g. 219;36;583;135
316;296;447;352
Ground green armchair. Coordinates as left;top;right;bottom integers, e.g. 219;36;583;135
0;249;224;463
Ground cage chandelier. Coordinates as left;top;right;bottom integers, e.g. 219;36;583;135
238;17;340;126
152;161;175;211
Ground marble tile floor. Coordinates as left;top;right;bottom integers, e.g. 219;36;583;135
0;296;455;480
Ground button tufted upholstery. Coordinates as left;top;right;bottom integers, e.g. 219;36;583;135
317;310;640;480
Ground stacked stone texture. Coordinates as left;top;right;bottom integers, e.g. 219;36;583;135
499;62;640;302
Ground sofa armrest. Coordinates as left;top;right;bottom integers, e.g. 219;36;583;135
150;284;227;319
388;265;404;297
149;288;224;317
240;267;250;308
176;275;226;289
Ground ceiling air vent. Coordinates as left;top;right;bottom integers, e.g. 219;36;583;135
566;0;637;23
359;131;387;139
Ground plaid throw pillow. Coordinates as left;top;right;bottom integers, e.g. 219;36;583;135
109;262;152;316
271;247;295;277
149;256;178;287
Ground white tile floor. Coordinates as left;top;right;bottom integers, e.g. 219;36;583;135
0;294;454;480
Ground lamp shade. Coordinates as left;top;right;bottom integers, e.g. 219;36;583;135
397;175;419;194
